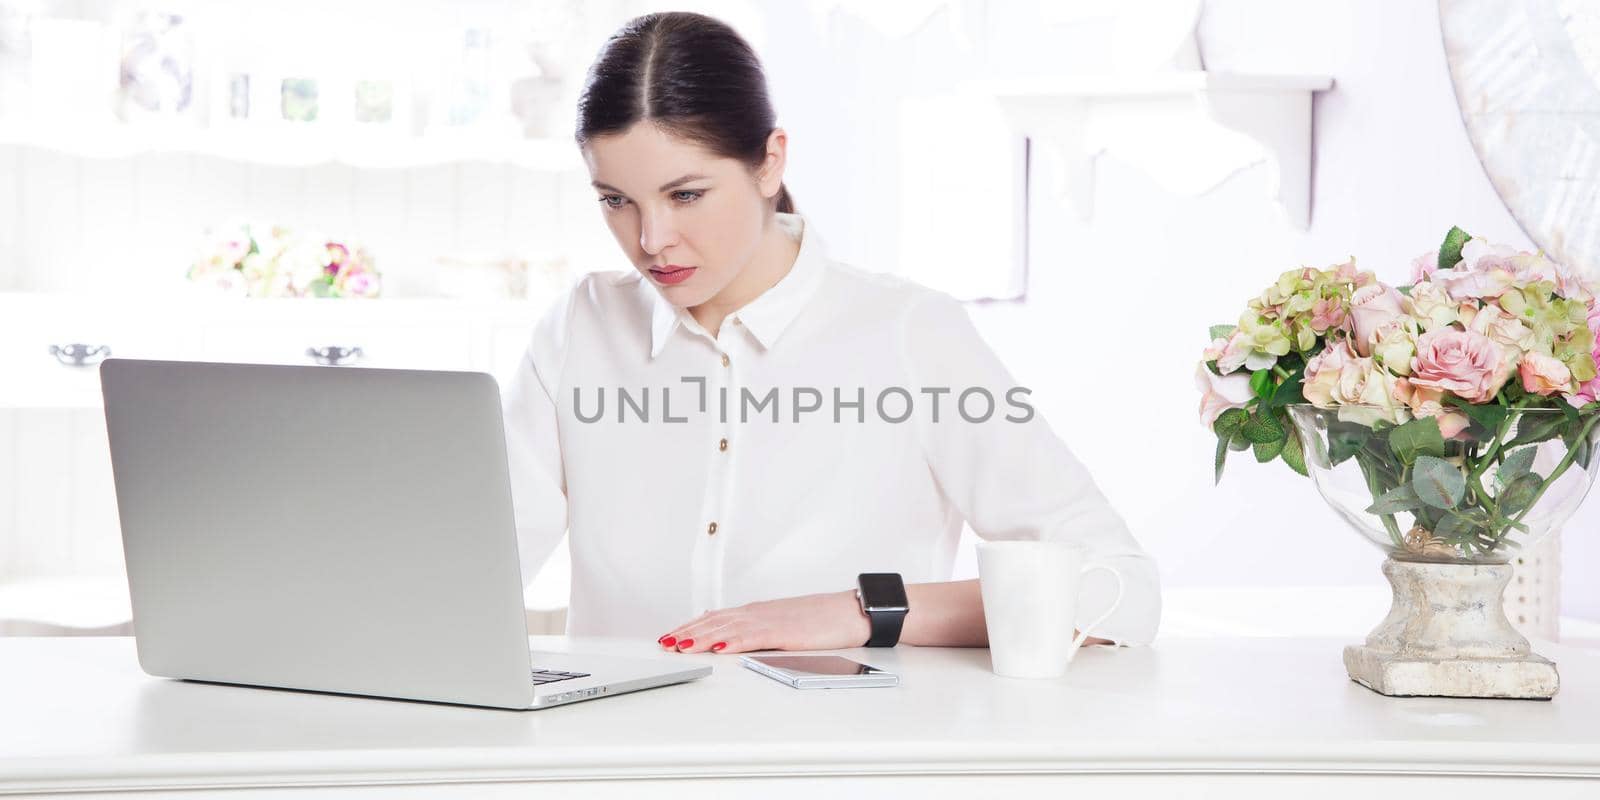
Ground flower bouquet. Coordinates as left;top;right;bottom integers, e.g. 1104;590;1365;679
1197;227;1600;699
187;221;382;299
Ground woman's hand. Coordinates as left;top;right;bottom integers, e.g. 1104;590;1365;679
658;590;870;654
655;581;1120;653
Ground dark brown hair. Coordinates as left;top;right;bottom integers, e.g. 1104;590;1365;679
575;11;795;214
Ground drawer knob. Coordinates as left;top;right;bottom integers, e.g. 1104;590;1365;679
306;345;365;366
49;344;112;367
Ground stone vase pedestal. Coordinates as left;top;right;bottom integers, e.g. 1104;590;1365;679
1344;558;1559;700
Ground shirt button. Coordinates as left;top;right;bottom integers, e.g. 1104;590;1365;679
720;353;730;368
707;522;718;536
718;438;729;452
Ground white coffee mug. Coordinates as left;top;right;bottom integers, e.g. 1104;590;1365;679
976;540;1126;679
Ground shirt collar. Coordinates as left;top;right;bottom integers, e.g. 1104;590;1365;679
648;211;827;359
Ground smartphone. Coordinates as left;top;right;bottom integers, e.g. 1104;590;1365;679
739;654;900;689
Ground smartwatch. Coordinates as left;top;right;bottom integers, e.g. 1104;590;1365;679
855;572;908;647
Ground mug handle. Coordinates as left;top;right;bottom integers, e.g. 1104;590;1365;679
1069;562;1126;652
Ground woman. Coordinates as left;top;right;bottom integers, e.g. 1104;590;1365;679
503;11;1159;655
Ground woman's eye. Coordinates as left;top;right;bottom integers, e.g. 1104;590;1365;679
598;195;627;209
672;190;703;203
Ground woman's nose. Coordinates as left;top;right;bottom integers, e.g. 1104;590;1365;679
638;211;679;255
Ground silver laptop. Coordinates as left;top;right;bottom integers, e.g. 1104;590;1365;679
99;358;709;710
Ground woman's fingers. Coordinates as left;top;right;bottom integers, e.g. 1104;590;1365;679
665;617;746;653
657;610;718;648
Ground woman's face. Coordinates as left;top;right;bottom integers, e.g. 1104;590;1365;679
583;122;784;309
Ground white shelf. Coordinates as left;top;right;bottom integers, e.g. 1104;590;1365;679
977;72;1334;98
966;71;1334;228
0;123;585;171
0;290;545;317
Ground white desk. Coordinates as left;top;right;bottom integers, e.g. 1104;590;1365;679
2;635;1598;798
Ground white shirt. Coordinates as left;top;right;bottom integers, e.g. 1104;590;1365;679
502;212;1161;645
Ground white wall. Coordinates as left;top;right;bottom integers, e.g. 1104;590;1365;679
985;0;1540;591
721;0;1597;617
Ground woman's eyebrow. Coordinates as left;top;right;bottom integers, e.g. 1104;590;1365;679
591;174;710;194
657;174;710;191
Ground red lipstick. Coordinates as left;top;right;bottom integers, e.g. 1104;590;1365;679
649;264;697;285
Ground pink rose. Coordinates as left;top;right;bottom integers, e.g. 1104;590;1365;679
1458;238;1520;273
1349;284;1406;357
1330;356;1409;425
1435;267;1515;301
1398;381;1472;439
1463;301;1535;354
1196;363;1254;428
1409;328;1512;404
1520;351;1572;397
1409;250;1438;284
1303;340;1358;406
1403;281;1459;331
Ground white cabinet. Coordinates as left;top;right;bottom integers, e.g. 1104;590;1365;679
0;295;187;408
0;291;543;632
195;320;471;370
0;293;540;409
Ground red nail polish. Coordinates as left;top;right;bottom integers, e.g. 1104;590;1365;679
711;642;727;652
659;636;676;647
678;638;695;649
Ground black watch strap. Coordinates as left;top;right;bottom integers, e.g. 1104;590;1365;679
865;607;907;647
858;572;908;647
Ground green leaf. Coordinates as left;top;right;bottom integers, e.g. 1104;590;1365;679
1496;447;1537;488
1434;511;1476;543
1412;504;1441;532
1505;414;1566;450
1388;417;1446;465
1213;407;1248;438
1438;225;1471;270
1209;324;1237;341
1366;484;1424;515
1269;369;1305;408
1214;435;1230;485
1241;411;1285;444
1442;394;1507;434
1279;427;1308;476
1413;455;1467;509
1499;472;1543;516
1561;410;1590;464
1253;435;1285;463
1250;369;1273;402
1328;424;1368;466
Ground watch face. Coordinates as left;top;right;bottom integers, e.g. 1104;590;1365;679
858;573;907;610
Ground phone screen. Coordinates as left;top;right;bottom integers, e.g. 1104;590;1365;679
749;655;885;676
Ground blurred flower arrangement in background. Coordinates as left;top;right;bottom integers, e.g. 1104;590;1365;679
186;221;381;299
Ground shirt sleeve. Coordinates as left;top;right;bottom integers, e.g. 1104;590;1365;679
900;289;1162;646
500;286;576;589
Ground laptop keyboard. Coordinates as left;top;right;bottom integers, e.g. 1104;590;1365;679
531;668;591;685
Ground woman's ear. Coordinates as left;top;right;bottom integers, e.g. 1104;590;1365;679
757;127;788;200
